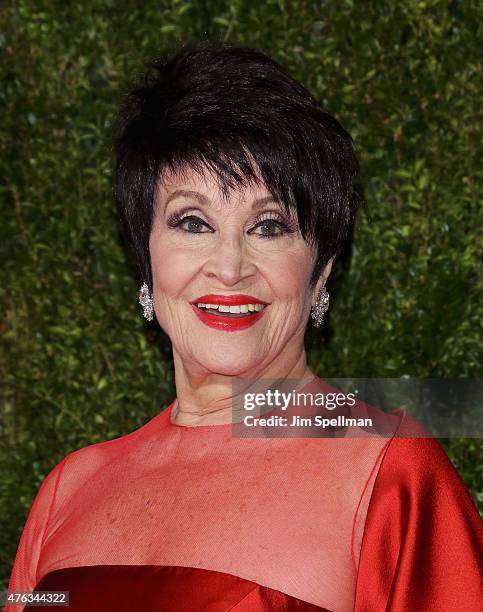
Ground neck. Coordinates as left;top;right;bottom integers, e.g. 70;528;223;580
170;345;316;426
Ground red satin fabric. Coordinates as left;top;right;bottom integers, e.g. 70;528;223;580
6;377;483;611
28;565;328;611
354;435;483;611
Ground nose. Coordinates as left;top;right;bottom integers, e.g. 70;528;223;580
201;230;257;287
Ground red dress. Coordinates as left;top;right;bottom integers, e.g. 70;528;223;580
6;377;483;611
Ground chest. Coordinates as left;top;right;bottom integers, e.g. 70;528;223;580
39;447;361;610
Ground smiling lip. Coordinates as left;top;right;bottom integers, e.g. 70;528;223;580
190;294;270;306
189;294;270;332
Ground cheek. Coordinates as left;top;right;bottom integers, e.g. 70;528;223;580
259;249;313;300
150;243;197;297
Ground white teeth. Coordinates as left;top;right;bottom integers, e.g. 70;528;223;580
195;302;267;313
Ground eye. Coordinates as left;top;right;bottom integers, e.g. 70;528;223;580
249;213;298;239
168;213;213;234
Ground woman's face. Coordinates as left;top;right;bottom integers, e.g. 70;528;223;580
149;166;332;377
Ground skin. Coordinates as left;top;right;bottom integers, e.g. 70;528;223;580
149;165;333;426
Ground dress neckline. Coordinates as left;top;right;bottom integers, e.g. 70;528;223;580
166;399;234;430
164;374;320;430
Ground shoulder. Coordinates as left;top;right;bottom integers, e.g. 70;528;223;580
42;410;164;504
379;411;468;490
368;411;482;528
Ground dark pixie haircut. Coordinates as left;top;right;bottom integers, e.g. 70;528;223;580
113;41;360;290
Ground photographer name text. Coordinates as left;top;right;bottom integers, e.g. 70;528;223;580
243;414;373;428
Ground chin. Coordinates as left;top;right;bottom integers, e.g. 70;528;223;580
193;350;262;377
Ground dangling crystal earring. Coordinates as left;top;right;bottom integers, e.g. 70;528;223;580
311;286;329;328
139;282;153;321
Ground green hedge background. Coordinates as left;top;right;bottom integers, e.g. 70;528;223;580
1;0;482;589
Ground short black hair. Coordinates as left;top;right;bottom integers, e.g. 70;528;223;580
113;41;360;291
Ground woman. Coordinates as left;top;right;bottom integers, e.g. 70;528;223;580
6;42;482;611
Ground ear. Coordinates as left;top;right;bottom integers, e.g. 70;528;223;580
311;257;334;307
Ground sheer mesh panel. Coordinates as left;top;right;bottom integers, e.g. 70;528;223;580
8;376;439;611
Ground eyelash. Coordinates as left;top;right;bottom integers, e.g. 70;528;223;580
166;210;298;239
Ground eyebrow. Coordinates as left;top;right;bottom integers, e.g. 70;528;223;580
163;189;281;211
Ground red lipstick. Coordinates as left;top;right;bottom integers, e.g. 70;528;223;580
190;294;270;332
